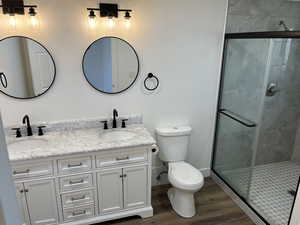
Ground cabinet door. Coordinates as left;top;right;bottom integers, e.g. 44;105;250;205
97;169;123;214
15;183;31;225
123;166;147;209
24;179;58;225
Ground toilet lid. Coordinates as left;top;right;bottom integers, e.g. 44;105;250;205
169;162;204;186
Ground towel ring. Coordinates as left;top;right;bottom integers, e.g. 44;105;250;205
144;73;159;91
0;72;7;88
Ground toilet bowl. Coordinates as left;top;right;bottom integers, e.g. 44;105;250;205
167;161;204;218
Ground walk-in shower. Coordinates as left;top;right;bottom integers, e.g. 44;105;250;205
212;31;300;225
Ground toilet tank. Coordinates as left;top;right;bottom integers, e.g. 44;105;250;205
156;126;192;162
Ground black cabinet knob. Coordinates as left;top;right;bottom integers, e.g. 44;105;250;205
38;126;46;136
12;128;22;138
101;121;108;130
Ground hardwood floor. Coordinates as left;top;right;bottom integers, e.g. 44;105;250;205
96;178;256;225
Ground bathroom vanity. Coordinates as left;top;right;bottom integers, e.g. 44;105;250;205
7;121;156;225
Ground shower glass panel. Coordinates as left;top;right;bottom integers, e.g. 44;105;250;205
213;32;300;225
213;38;270;199
250;37;300;225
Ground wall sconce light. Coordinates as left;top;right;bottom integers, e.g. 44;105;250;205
87;3;132;29
88;10;97;28
124;11;131;28
0;0;39;29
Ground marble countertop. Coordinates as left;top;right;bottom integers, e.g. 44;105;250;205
7;125;156;162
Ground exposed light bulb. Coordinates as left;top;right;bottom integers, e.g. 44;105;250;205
107;17;115;28
28;7;39;29
125;19;131;29
30;16;39;28
88;17;97;28
124;11;131;29
9;15;17;28
88;10;97;29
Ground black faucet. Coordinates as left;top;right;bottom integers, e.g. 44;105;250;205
22;115;33;136
112;109;118;128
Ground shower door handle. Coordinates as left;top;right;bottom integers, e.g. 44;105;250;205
219;109;257;128
266;83;280;96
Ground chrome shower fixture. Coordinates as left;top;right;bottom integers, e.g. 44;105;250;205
279;20;291;31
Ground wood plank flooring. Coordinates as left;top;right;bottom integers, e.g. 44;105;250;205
96;178;256;225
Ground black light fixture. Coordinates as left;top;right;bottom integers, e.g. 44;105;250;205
0;0;38;28
28;6;36;16
87;3;132;28
89;10;96;19
124;11;131;20
0;0;37;15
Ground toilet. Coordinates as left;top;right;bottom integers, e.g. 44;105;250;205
156;126;204;218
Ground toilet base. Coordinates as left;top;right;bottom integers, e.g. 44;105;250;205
167;187;196;218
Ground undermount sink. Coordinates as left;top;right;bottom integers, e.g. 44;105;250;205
100;130;137;141
8;137;48;151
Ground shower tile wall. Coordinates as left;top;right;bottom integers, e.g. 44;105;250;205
226;0;300;165
255;39;300;165
227;0;300;32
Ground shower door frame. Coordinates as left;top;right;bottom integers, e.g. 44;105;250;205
211;31;300;225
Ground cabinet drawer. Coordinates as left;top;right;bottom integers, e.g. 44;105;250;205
96;149;148;168
59;174;93;192
12;161;53;179
61;190;94;208
58;156;92;175
63;205;95;223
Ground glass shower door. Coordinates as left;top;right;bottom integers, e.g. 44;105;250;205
213;38;271;199
248;38;300;225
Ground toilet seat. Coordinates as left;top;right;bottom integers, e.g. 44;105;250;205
168;162;204;191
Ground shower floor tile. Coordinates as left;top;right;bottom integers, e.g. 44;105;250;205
222;161;300;225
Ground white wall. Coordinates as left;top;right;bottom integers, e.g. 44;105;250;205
0;0;227;173
0;113;23;225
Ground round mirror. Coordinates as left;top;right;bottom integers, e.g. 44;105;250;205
82;37;139;94
0;36;56;99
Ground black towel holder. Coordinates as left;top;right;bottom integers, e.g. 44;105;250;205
0;72;7;88
144;73;159;91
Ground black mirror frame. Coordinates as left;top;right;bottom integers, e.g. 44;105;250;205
0;36;56;100
82;36;140;95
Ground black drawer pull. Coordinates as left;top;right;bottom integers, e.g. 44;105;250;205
71;195;86;201
72;210;86;216
67;162;83;168
69;179;84;185
116;156;129;161
13;169;30;175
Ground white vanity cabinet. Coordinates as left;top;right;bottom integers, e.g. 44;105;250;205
11;145;154;225
97;165;147;214
15;179;59;225
123;166;148;209
15;183;31;225
97;168;124;214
